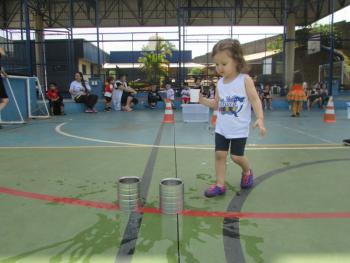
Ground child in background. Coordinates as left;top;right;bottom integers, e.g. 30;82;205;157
46;82;64;115
181;83;191;104
199;38;266;197
262;84;273;110
112;76;124;111
148;84;162;109
287;72;307;117
104;77;114;112
208;84;215;99
165;83;176;109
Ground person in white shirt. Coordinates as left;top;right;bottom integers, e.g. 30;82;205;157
69;72;98;113
199;38;266;197
165;83;176;109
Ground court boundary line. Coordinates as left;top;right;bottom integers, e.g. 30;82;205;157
53;122;347;150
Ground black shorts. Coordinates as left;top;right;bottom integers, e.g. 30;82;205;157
121;92;134;106
0;77;8;99
215;133;247;156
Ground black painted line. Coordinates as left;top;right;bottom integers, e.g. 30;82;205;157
115;123;164;263
223;158;350;263
173;123;181;263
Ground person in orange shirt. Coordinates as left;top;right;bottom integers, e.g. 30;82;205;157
287;72;307;117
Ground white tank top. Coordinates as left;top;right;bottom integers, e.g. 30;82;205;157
215;74;251;139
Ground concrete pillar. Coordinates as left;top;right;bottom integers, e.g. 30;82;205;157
34;14;45;88
284;12;295;88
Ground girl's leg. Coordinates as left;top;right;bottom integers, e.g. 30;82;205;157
215;151;228;186
269;98;273;110
0;98;9;111
291;101;298;116
231;155;250;174
124;96;133;111
297;101;303;114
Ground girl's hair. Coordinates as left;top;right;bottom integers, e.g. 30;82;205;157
212;39;247;73
107;76;114;82
77;72;87;90
293;71;303;84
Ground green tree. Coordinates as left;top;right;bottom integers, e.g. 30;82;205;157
296;23;343;48
138;35;175;84
188;67;203;76
266;35;283;52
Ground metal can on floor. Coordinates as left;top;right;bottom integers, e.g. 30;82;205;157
160;178;184;215
118;176;141;212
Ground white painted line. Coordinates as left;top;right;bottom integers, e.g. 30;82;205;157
50;122;349;151
278;125;335;144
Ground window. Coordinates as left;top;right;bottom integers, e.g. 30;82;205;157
263;58;272;75
82;64;87;75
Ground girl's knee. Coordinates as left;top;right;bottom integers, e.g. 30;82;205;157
231;155;243;164
215;151;227;161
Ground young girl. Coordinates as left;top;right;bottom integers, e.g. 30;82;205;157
181;83;191;104
104;77;114;112
199;39;266;197
287;72;307;117
165;83;176;109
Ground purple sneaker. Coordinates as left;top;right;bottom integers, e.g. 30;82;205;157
241;170;254;189
204;184;226;198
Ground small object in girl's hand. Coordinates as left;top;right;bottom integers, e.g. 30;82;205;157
190;89;200;103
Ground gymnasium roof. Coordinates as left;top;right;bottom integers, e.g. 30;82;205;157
1;0;349;29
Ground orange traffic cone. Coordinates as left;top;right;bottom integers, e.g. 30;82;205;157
162;99;175;123
323;96;336;123
211;110;217;126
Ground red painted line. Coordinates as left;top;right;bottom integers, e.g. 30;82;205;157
0;187;119;211
181;210;350;219
1;186;350;219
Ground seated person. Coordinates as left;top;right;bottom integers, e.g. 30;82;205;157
148;84;162;109
47;82;64;115
69;72;98;113
307;87;322;111
262;84;272;110
115;74;138;112
104;77;114;112
319;84;329;108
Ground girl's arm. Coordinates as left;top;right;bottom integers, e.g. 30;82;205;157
0;66;7;77
199;87;219;109
245;76;266;136
69;82;78;95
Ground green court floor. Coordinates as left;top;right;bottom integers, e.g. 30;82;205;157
0;110;350;263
